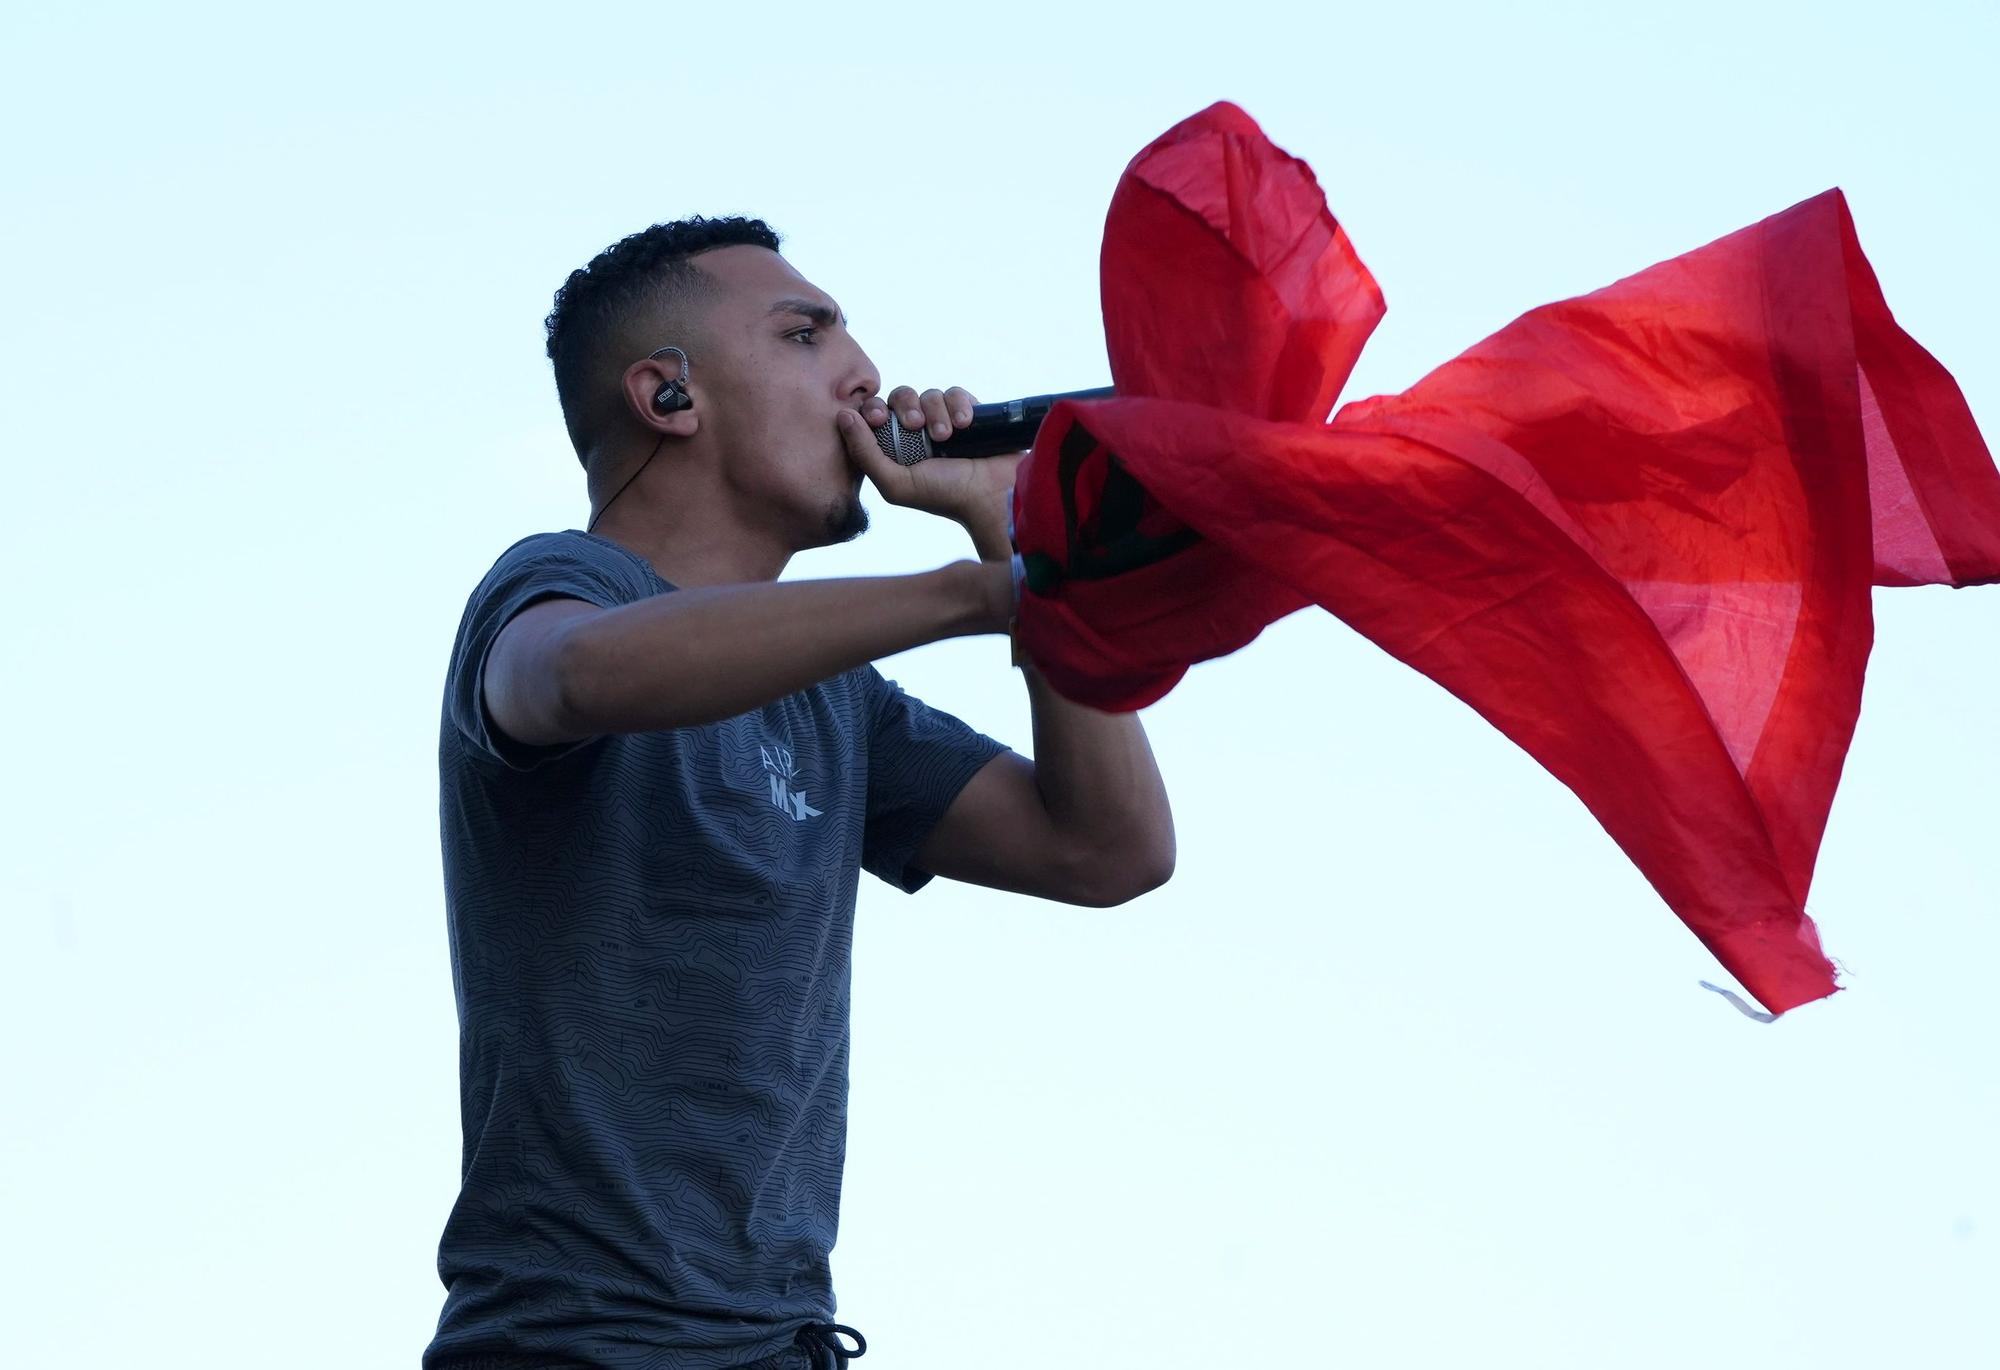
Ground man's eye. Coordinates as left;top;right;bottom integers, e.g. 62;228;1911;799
789;327;818;344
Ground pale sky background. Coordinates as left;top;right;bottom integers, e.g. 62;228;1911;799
3;3;1995;1367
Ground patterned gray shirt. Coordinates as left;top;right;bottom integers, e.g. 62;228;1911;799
427;530;1009;1370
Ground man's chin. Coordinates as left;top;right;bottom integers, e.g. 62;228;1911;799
823;491;870;545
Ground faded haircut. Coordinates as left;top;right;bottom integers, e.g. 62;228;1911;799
544;214;782;465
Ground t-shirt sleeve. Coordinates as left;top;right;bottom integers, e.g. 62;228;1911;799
446;540;634;774
860;666;1012;894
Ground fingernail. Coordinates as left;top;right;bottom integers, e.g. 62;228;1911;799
932;420;950;438
904;408;922;426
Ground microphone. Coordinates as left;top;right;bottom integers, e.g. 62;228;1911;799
872;386;1116;465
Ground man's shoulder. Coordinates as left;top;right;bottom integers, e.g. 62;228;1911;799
471;528;662;599
489;527;629;570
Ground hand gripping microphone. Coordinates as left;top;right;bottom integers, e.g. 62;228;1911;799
871;386;1116;465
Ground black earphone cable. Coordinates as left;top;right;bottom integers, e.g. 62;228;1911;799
587;430;666;535
587;345;687;536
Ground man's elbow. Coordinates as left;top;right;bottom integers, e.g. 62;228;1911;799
1076;839;1176;907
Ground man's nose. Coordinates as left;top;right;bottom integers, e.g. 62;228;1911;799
846;343;880;403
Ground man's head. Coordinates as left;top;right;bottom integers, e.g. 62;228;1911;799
544;216;885;559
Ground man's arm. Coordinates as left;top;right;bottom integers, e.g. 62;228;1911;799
843;383;1174;907
910;666;1175;907
490;560;1011;746
909;529;1175;908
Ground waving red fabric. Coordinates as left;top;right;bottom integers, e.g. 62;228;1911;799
1010;101;2000;1016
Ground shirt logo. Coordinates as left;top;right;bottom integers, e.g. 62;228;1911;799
759;744;823;822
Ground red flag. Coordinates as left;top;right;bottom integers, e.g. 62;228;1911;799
1011;102;2000;1016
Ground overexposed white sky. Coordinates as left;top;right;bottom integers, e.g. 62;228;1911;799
4;3;1994;1366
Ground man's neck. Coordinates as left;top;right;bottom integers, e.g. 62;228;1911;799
582;511;792;590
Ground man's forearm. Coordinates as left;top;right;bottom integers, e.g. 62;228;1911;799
1023;660;1176;891
962;507;1176;887
560;560;1010;733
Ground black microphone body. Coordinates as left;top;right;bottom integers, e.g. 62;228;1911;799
873;386;1116;464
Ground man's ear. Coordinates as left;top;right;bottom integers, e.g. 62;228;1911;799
621;356;700;437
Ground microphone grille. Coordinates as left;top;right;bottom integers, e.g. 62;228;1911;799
872;413;932;466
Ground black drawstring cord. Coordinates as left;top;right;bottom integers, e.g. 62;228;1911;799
795;1320;867;1368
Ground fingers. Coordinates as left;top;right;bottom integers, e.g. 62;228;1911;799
922;387;984;440
886;385;923;430
879;386;980;437
880;385;979;441
836;409;897;484
919;388;953;441
944;386;975;426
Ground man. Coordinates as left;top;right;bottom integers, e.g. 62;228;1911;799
429;215;1175;1370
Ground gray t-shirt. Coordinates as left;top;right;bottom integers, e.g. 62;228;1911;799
426;530;1010;1370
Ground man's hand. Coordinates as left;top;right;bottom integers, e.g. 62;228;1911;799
837;385;1025;559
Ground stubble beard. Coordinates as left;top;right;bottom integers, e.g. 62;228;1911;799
823;484;870;545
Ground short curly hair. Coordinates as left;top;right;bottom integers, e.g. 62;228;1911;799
545;214;782;466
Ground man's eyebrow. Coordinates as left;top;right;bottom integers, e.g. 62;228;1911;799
767;297;848;328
